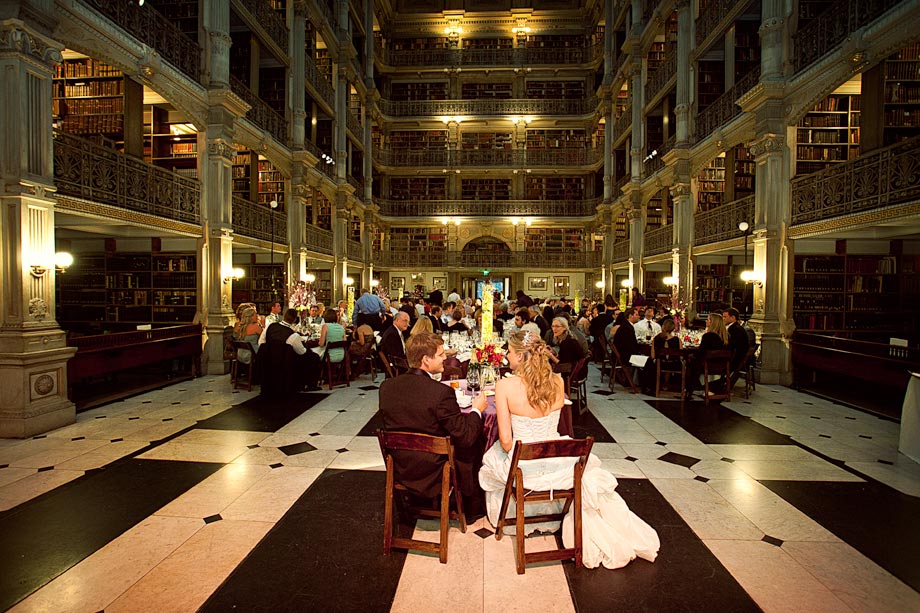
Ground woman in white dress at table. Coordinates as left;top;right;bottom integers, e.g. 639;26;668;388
479;330;660;570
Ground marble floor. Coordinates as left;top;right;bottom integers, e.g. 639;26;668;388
1;367;919;612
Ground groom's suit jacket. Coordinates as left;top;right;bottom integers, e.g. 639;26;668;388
379;369;483;497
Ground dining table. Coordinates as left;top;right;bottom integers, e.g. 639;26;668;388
441;378;574;450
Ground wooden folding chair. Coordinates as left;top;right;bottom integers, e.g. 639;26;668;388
377;430;467;564
703;349;733;406
323;340;351;389
655;347;686;399
495;437;594;574
231;341;256;391
608;340;639;393
568;356;591;415
730;344;758;398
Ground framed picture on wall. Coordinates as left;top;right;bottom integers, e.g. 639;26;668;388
391;276;405;292
553;276;570;296
529;277;548;291
433;276;447;290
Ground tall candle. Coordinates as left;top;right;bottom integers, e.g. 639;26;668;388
481;282;494;344
346;286;355;323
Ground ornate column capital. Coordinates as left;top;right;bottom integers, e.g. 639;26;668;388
293;0;310;18
207;138;236;162
748;134;786;159
669;182;692;200
758;17;784;35
0;22;63;68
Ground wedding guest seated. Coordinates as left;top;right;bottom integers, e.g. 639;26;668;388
635;306;662;344
306;304;324;324
612;308;640;363
514;308;541;337
410;315;434;337
379;311;410;362
546;317;585;373
532;305;550;337
260;308;322;397
234;306;262;366
641;318;680;393
318;308;346;363
428;305;444;332
349;320;376;375
685;312;729;398
474;309;504;338
445;308;471;335
379;332;487;518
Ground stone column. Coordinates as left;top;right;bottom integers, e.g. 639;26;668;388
290;159;310;283
626;200;644;295
670;179;694;313
291;3;307;150
0;20;78;437
674;0;691;144
749;133;794;385
205;0;231;87
332;192;348;301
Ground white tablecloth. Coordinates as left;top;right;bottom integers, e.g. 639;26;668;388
899;372;920;464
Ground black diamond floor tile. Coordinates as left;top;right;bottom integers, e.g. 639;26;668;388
269;463;284;469
592;390;614;396
761;535;784;547
625;456;638;462
278;441;318;456
655;441;667;446
336;448;349;453
474;527;493;539
359;385;379;391
247;444;259;449
694;476;709;483
721;457;735;463
203;514;222;524
657;452;700;469
110;438;123;443
37;466;54;473
71;436;85;441
194;394;326;432
646;399;791;445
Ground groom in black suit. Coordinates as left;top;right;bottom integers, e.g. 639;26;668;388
379;332;487;516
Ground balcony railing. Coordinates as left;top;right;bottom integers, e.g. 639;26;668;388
319;0;336;29
376;44;603;68
375;198;601;218
695;0;737;47
232;196;287;243
236;0;288;52
304;54;336;110
347;174;365;194
794;0;902;73
374;250;600;269
612;240;630;263
694;195;755;246
644;134;676;177
53;132;200;225
346;239;364;261
303;137;323;160
696;67;760;140
614;104;632;142
791;135;920;226
376;97;599;118
645;53;677;104
346;111;363;139
644;224;673;256
83;0;200;81
230;75;289;145
305;224;334;254
613;175;630;194
374;148;603;168
318;160;336;179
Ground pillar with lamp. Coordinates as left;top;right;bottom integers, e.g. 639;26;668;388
269;199;279;302
738;221;761;315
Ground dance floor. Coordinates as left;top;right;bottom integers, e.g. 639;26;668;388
2;367;919;612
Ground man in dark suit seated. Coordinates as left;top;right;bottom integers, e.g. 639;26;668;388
379;311;411;363
715;307;751;391
379;331;487;518
613;307;641;364
260;308;322;397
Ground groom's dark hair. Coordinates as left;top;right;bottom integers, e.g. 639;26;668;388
406;332;443;369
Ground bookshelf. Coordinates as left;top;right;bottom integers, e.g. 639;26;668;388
697;60;724;111
460;82;513;99
313;269;332;303
464;38;513;50
523;228;584;252
795;94;860;175
726;145;755;202
461;132;512;149
883;43;920;146
733;20;761;79
696;155;725;211
525;129;586;149
350;216;361;242
647;41;666;74
144;106;198;177
389;177;447;201
232;149;255;201
391;38;449;51
258;158;285;209
260;67;287;115
390;81;449;101
153;0;199;42
57;253;198;327
388;227;448;251
231;263;285;315
646;189;673;227
525;80;586;99
695;262;745;315
53;59;126;138
461;178;511;200
388;130;447;149
798;1;833;23
525;35;585;48
315;192;332;230
314;49;332;82
525;176;586;200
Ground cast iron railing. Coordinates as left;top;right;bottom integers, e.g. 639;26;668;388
232;195;287;243
230;75;289;145
694;195;755;246
376;97;599;117
53;132;200;225
236;0;288;52
305;54;336;110
644;224;673;256
696;67;760;139
375;198;601;217
346;239;363;261
612;240;630;263
373;251;601;269
374;148;603;168
305;224;334;254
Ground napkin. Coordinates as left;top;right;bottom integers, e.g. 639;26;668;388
456;351;471;362
456;392;472;408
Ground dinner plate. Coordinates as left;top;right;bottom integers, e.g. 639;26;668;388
456;394;472;408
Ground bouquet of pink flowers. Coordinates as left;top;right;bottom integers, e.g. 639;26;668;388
473;343;504;368
287;281;316;312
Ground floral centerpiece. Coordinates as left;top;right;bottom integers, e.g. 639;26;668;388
469;342;505;388
287;281;316;318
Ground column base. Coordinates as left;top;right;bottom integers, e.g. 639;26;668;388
203;324;233;375
0;346;78;438
749;317;794;386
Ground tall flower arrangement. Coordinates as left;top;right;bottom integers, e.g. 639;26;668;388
472;343;504;368
288;281;316;312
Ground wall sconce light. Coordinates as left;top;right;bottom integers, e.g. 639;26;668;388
454;218;461;226
440;116;462;125
222;267;245;284
524;218;533;227
621;279;633;288
343;276;355;286
512;18;531;45
32;252;74;277
511;217;519;226
740;270;763;287
370;278;379;287
301;271;316;284
594;280;605;289
445;22;462;47
662;276;679;286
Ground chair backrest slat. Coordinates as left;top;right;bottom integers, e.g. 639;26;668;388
378;430;451;455
515;437;593;462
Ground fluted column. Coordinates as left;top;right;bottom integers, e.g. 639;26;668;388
759;0;786;82
291;2;307;149
290;162;310;284
205;0;231;87
626;202;644;297
670;180;694;313
674;0;692;144
0;19;77;437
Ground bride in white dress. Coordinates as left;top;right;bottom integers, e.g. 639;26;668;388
479;330;660;570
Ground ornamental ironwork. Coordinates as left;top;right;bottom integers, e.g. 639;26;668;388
236;0;289;52
347;174;365;194
614;104;632;142
232;195;287;244
695;0;738;47
82;0;200;81
305;224;334;254
645;53;677;104
375;198;601;218
53;131;200;224
305;54;336;110
346;111;363;139
644;224;673;256
374;148;603;168
791;135;920;225
346;239;364;261
612;240;630;263
230;75;289;145
696;67;760;139
376;97;598;118
376;44;603;69
694;195;754;246
373;250;600;270
793;0;901;73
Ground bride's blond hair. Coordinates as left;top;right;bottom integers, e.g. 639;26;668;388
508;330;556;412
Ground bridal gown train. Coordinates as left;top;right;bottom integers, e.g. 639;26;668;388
479;411;660;570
